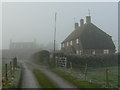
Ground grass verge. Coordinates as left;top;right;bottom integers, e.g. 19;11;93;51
33;69;59;89
2;68;22;88
50;68;103;89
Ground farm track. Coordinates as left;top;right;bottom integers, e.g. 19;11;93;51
21;61;40;88
21;60;79;89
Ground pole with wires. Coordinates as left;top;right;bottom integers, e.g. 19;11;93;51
54;12;57;67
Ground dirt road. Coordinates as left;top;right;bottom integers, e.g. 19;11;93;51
27;61;78;88
21;61;40;88
21;60;79;89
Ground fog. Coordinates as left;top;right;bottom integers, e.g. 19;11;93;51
0;2;2;50
118;2;120;52
2;2;118;51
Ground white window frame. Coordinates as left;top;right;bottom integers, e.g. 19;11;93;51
76;50;79;55
76;38;79;44
103;49;109;54
67;42;69;46
70;41;73;45
62;43;64;48
92;50;95;55
80;50;82;55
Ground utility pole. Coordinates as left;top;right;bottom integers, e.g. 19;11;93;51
54;12;57;66
88;9;90;16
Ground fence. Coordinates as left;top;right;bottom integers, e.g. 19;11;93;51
56;57;67;68
55;56;117;88
2;57;18;87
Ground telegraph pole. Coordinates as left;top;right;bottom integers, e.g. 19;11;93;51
54;12;57;66
88;9;90;16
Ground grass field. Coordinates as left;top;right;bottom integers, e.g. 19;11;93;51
2;68;22;88
2;59;22;88
51;68;101;88
85;66;118;88
0;62;1;89
54;66;118;88
2;59;12;78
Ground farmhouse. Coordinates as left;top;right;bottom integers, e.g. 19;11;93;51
9;40;39;50
3;40;40;59
61;15;116;56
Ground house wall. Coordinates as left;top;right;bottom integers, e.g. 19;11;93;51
82;49;115;55
61;41;115;56
61;38;82;54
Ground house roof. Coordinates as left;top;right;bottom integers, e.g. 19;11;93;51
62;23;115;49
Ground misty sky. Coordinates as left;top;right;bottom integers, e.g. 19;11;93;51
0;2;1;50
2;2;118;50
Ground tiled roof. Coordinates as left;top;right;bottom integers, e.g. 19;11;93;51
62;23;115;49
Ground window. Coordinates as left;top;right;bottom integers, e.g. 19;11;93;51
62;43;64;47
76;38;79;44
76;50;79;55
67;42;69;46
92;50;95;55
70;41;73;45
103;49;109;54
80;50;82;55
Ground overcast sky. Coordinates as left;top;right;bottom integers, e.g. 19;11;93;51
2;2;118;50
0;2;1;50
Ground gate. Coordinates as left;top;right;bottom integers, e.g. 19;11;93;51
56;57;67;68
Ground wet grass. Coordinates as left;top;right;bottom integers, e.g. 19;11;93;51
69;66;118;88
84;66;118;88
33;69;59;89
51;68;101;88
50;66;118;88
2;68;22;88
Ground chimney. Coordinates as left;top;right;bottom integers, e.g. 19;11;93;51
80;19;84;26
86;16;91;24
75;23;79;30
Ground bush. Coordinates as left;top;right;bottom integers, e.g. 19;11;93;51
67;54;118;69
32;50;50;64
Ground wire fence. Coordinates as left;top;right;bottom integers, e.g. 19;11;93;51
56;56;118;88
2;58;18;87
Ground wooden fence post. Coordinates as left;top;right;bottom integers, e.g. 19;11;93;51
65;57;67;69
105;68;109;87
10;61;12;75
84;63;88;80
13;59;15;72
5;64;8;81
70;62;72;70
15;59;17;68
56;57;58;68
13;57;17;71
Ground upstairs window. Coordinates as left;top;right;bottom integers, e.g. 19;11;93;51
103;49;109;54
76;38;79;44
62;43;64;48
70;41;73;45
67;42;69;46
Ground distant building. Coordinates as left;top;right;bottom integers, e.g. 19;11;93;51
61;15;116;56
9;39;39;50
3;40;41;59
